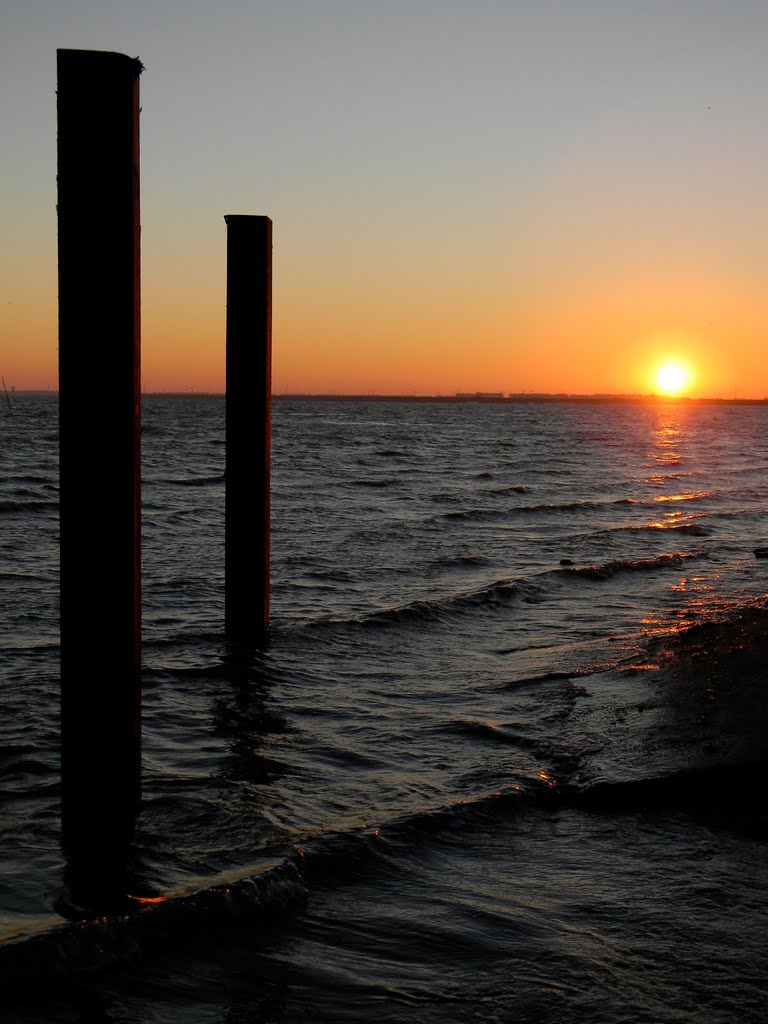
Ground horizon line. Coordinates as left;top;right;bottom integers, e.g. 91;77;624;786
8;390;768;404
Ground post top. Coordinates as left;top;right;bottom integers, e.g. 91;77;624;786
57;49;144;74
225;215;272;225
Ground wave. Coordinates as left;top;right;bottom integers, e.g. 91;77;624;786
435;718;550;756
0;500;58;514
652;491;715;503
144;475;223;488
437;499;599;522
4;749;764;989
644;522;710;535
0;572;56;584
319;552;704;629
435;495;655;523
5;474;54;485
348;478;398;488
0;785;544;987
581;520;711;545
558;552;697;580
489;484;531;495
432;554;492;569
438;507;508;522
349;577;540;627
0;858;307;989
502;668;600;687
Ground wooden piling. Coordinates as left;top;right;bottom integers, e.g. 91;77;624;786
224;215;272;640
57;49;142;853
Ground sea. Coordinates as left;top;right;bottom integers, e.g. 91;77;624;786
1;394;768;1023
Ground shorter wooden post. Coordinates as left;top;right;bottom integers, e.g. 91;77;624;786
225;215;272;641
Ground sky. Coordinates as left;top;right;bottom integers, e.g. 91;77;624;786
3;0;768;397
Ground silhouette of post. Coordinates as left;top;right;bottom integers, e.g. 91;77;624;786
57;49;142;855
225;215;272;640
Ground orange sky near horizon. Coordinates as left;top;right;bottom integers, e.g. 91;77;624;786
3;239;761;398
4;2;768;399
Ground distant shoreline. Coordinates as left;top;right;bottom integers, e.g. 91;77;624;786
8;391;768;406
275;393;768;406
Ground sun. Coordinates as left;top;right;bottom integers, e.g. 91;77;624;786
655;361;691;397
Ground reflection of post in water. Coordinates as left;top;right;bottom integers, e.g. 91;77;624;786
225;215;272;644
57;48;143;894
212;650;292;839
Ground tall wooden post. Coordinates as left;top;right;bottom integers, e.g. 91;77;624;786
225;215;272;641
57;49;142;855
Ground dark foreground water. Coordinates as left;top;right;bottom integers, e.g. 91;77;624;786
2;395;768;1022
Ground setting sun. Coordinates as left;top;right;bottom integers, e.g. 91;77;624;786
655;361;692;397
